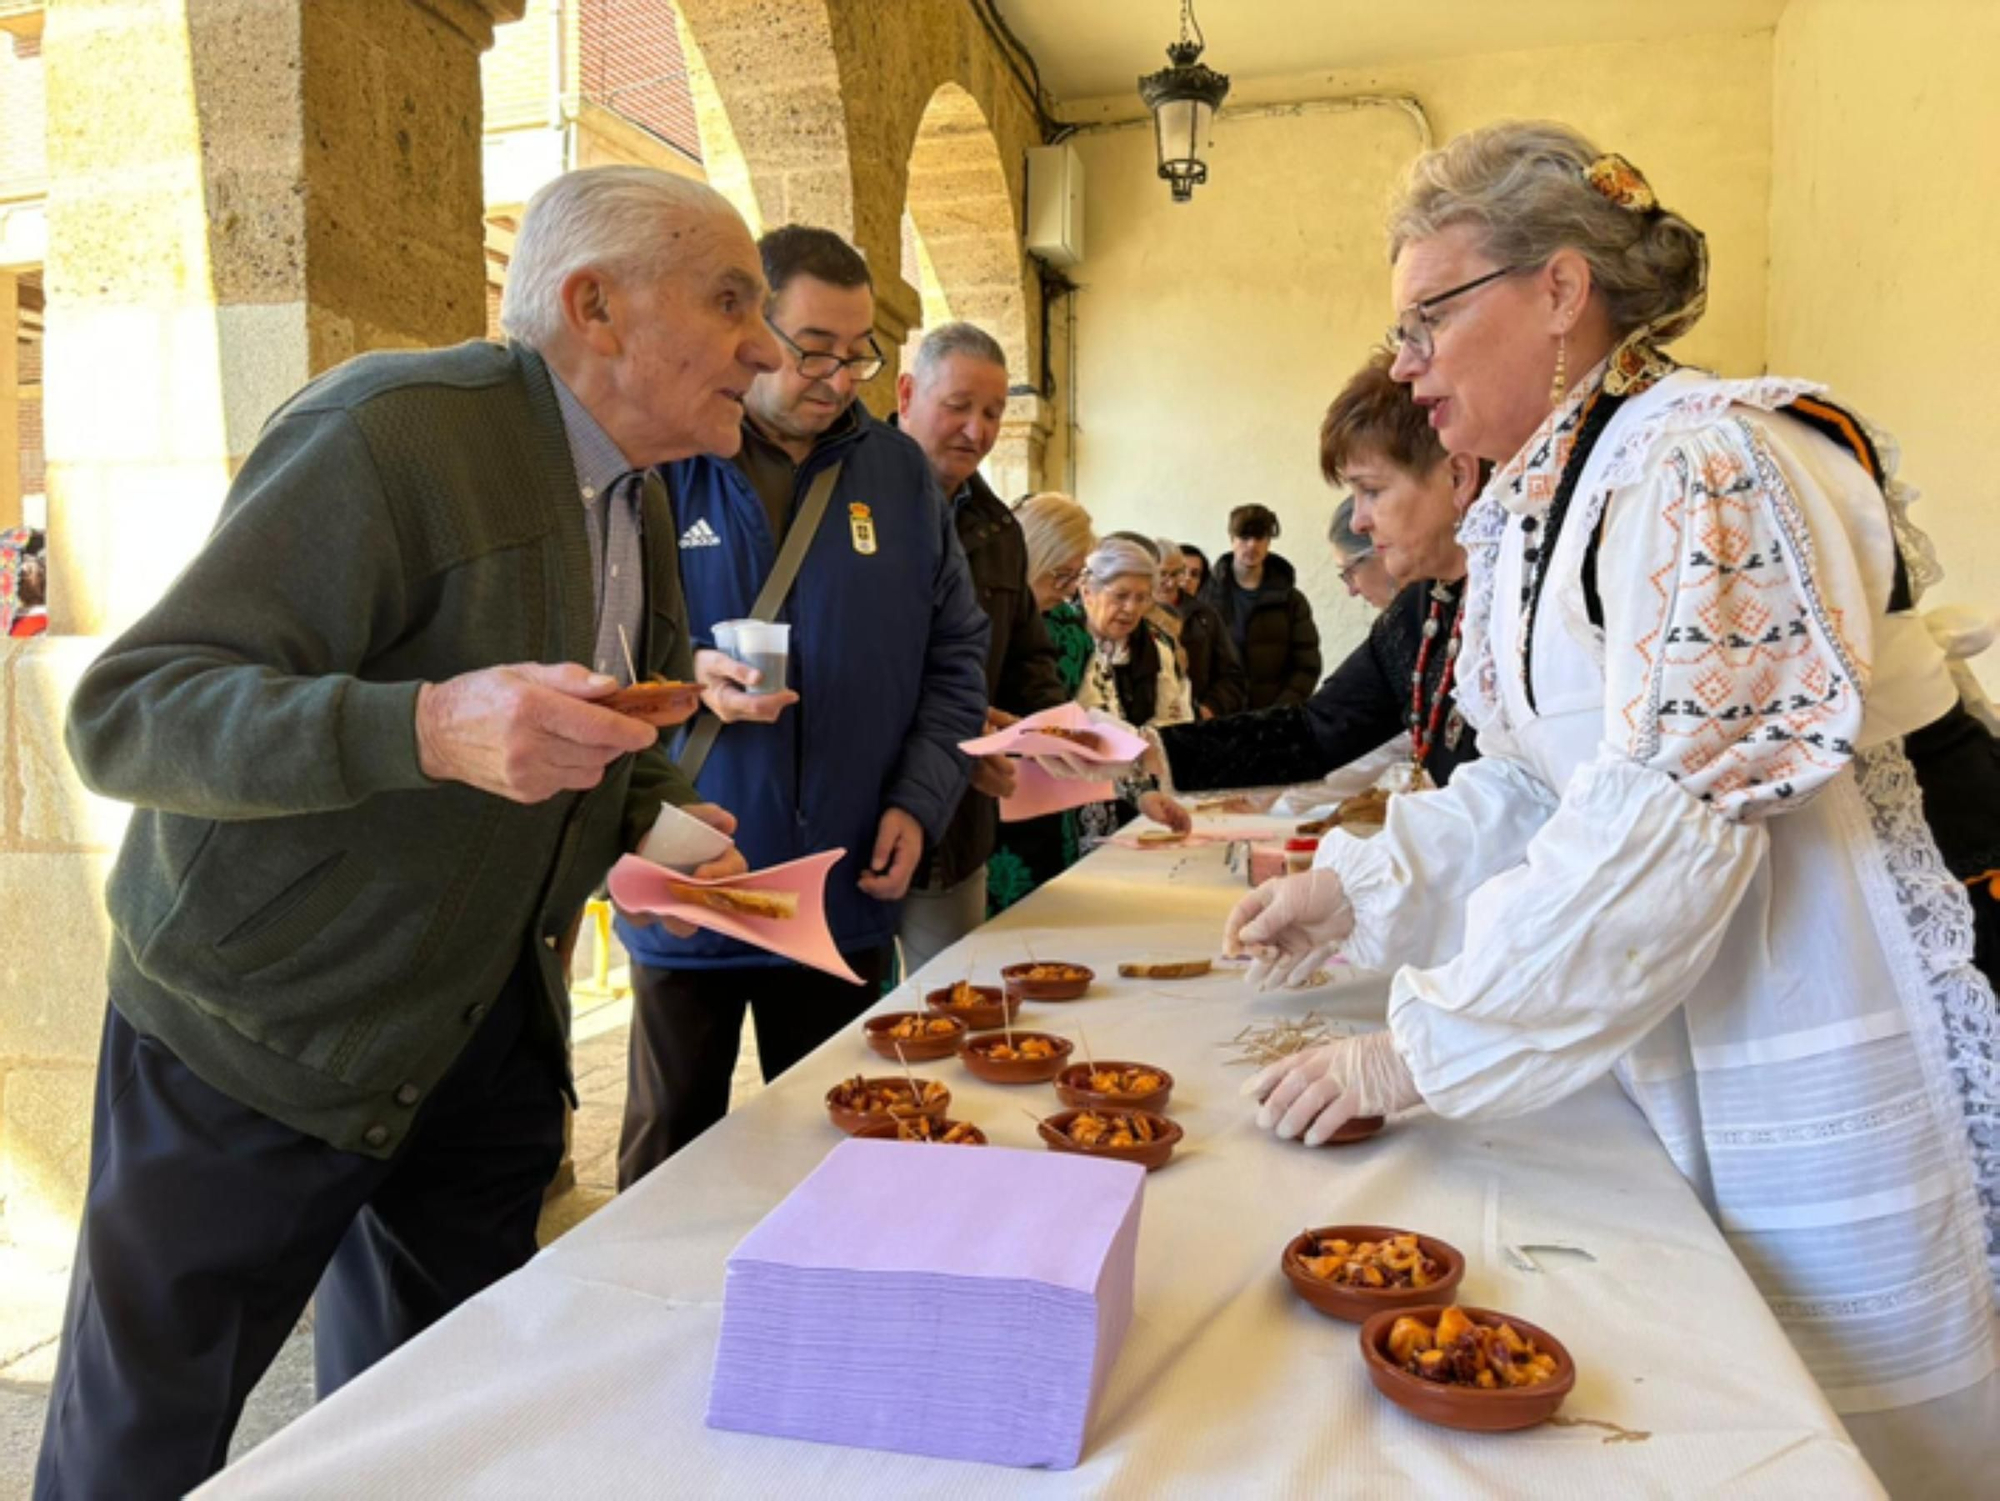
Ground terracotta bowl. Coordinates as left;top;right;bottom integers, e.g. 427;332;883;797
854;1116;988;1146
1053;1060;1175;1113
1325;1115;1386;1145
1358;1304;1576;1432
924;984;1022;1031
1280;1225;1466;1323
862;1011;967;1063
824;1077;951;1136
1000;962;1095;1002
1037;1107;1183;1172
958;1031;1074;1084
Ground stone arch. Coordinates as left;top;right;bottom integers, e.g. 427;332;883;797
900;82;1030;384
672;0;856;240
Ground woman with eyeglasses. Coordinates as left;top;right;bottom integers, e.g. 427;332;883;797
1329;498;1396;610
987;493;1098;913
1229;121;2000;1495
1070;537;1194;849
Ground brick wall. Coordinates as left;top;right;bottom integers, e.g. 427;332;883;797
0;33;46;194
578;0;700;161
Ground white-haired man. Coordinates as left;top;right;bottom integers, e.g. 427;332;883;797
35;166;777;1499
891;322;1066;969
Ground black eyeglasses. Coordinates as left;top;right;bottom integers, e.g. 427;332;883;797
1386;265;1530;364
1338;552;1377;586
767;319;885;382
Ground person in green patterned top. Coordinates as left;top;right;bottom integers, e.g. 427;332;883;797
987;493;1095;914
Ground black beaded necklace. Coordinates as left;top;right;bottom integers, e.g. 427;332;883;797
1516;389;1627;714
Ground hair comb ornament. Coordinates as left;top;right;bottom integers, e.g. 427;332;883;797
1584;153;1658;214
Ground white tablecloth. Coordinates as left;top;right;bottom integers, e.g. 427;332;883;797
201;826;1883;1498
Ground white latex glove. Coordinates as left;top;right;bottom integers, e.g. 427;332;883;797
1240;1031;1422;1145
1034;708;1145;781
1221;868;1355;991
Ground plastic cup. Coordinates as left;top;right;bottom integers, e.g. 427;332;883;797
714;618;790;695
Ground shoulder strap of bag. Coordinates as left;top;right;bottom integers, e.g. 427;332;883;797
676;459;843;780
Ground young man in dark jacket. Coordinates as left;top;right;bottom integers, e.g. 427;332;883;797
1202;503;1323;709
892;322;1067;973
615;229;990;1185
36;168;768;1499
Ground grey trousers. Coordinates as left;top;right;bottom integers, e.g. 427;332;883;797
896;865;991;980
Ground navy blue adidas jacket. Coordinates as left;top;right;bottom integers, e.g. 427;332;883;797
617;405;990;970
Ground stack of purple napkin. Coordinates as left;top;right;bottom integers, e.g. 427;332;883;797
707;1138;1146;1469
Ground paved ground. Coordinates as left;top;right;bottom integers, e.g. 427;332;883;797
0;968;763;1500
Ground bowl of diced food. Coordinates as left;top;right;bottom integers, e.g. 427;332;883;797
958;1031;1074;1084
1036;1107;1182;1171
1358;1304;1574;1431
824;1075;951;1135
863;1011;967;1062
1053;1061;1174;1112
1280;1226;1465;1322
1000;962;1094;1001
853;1116;988;1146
924;981;1022;1030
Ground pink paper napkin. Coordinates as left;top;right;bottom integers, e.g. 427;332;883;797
960;705;1147;823
959;702;1148;763
606;849;860;982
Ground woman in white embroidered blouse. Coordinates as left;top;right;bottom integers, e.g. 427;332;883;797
1226;121;2000;1495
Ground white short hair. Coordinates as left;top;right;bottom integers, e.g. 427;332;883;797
500;167;739;350
1081;536;1159;591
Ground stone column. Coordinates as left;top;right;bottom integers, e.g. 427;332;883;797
989;391;1049;502
0;0;521;1253
0;268;17;529
862;267;922;417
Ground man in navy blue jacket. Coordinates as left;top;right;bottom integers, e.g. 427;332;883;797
615;227;990;1184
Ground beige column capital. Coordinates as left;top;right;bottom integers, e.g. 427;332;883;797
408;0;526;51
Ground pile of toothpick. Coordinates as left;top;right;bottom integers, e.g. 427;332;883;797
1220;1011;1357;1068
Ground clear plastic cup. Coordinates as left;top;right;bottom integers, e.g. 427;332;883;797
713;618;791;695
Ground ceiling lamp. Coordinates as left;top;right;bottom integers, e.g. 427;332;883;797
1137;0;1230;204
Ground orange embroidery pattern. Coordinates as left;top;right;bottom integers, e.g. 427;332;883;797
1620;420;1866;820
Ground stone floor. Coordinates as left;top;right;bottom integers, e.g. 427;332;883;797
0;971;763;1500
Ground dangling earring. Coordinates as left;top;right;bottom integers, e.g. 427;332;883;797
1549;333;1568;409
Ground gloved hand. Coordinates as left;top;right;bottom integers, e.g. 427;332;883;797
1240;1030;1422;1145
1221;868;1355;991
1033;708;1145;781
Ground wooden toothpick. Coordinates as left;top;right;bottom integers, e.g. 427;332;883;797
616;623;640;685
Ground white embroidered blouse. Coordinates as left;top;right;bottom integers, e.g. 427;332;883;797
1314;365;1998;1454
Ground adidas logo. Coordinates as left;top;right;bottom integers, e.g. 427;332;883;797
679;518;722;549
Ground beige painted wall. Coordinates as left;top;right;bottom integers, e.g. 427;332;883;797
1062;29;1775;664
1769;0;1999;694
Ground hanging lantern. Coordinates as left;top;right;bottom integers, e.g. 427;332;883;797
1138;0;1230;204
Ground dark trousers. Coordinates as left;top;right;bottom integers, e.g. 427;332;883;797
618;947;891;1188
34;950;566;1501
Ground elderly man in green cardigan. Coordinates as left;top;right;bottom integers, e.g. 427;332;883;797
35;168;780;1500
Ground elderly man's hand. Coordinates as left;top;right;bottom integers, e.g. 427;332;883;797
621;803;746;937
416;663;658;803
695;648;800;724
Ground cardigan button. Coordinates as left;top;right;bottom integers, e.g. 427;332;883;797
363;1124;391;1149
462;1002;487;1025
394;1082;421;1107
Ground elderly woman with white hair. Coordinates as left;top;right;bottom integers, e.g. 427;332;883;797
1230;120;2000;1494
1070;536;1194;847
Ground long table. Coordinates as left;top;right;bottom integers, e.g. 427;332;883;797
201;825;1884;1497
